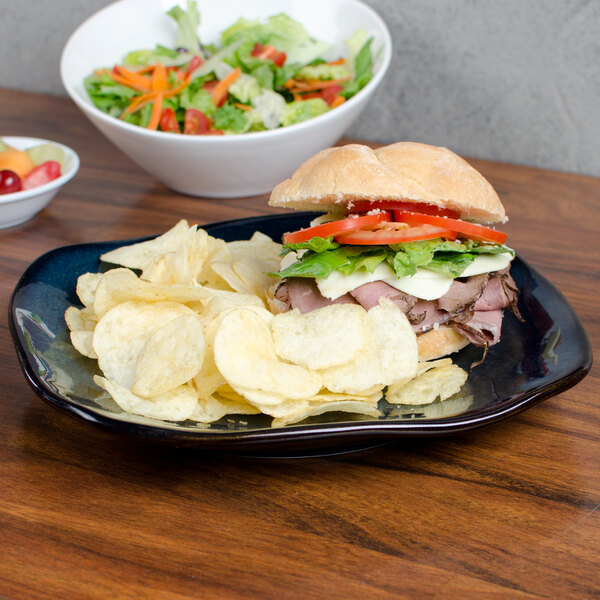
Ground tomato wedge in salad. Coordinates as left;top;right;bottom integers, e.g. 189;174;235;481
282;212;391;244
394;211;508;244
335;224;457;245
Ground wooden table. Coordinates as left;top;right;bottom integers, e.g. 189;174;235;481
0;88;598;599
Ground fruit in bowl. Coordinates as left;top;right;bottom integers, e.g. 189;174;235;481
0;137;79;229
0;139;65;195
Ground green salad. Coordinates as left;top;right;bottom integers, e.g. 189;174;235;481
84;1;374;135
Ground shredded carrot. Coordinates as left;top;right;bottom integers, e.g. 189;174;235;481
133;64;156;75
110;72;150;92
211;67;241;106
120;92;157;117
330;95;346;108
286;77;351;94
328;58;346;65
164;75;190;98
146;93;164;130
112;61;194;125
233;102;252;111
151;63;168;92
114;66;152;91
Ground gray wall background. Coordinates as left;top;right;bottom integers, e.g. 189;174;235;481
1;0;599;176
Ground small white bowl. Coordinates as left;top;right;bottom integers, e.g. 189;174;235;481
0;137;80;229
60;0;392;198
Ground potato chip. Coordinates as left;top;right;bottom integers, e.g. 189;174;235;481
94;375;198;422
193;303;274;399
226;233;282;300
272;399;381;428
141;226;210;286
65;306;98;358
271;304;369;369
76;272;103;309
93;268;238;318
192;363;226;400
189;393;259;423
386;363;468;406
213;308;322;401
100;219;191;269
93;300;194;388
197;236;235;290
416;358;453;376
309;389;383;404
65;305;96;332
321;298;418;394
235;391;310;417
132;313;206;398
267;388;382;427
199;294;265;324
209;261;252;296
389;393;473;419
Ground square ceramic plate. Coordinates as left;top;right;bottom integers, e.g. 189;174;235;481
9;213;592;456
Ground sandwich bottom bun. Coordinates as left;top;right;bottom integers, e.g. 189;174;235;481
417;326;470;361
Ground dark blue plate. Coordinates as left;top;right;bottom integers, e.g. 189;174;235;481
9;213;592;455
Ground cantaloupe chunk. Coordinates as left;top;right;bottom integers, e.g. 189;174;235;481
0;147;35;177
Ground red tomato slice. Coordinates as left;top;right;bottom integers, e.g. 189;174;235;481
282;213;391;244
160;107;180;133
185;55;203;76
335;224;457;245
394;211;508;244
183;109;211;135
347;200;460;218
273;51;286;67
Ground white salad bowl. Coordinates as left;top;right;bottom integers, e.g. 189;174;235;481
0;137;80;229
60;0;392;198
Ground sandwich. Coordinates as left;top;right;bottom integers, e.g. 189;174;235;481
267;141;521;363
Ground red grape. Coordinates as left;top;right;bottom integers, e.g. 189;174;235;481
0;169;22;194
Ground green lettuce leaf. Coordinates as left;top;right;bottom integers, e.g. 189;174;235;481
167;1;202;54
296;63;351;81
213;104;248;133
280;98;329;126
274;236;512;280
282;237;340;254
342;36;373;98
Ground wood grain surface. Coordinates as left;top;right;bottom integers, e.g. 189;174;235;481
0;88;598;600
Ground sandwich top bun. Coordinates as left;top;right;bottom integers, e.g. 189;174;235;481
269;142;507;224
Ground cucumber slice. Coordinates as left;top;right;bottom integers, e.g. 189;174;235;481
26;143;66;169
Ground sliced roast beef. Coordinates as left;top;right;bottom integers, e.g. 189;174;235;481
473;273;513;311
408;300;453;332
287;277;358;314
350;281;416;312
283;267;518;353
273;281;292;311
498;269;523;321
437;273;489;314
451;309;504;346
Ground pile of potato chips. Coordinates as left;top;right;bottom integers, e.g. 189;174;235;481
64;220;468;428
